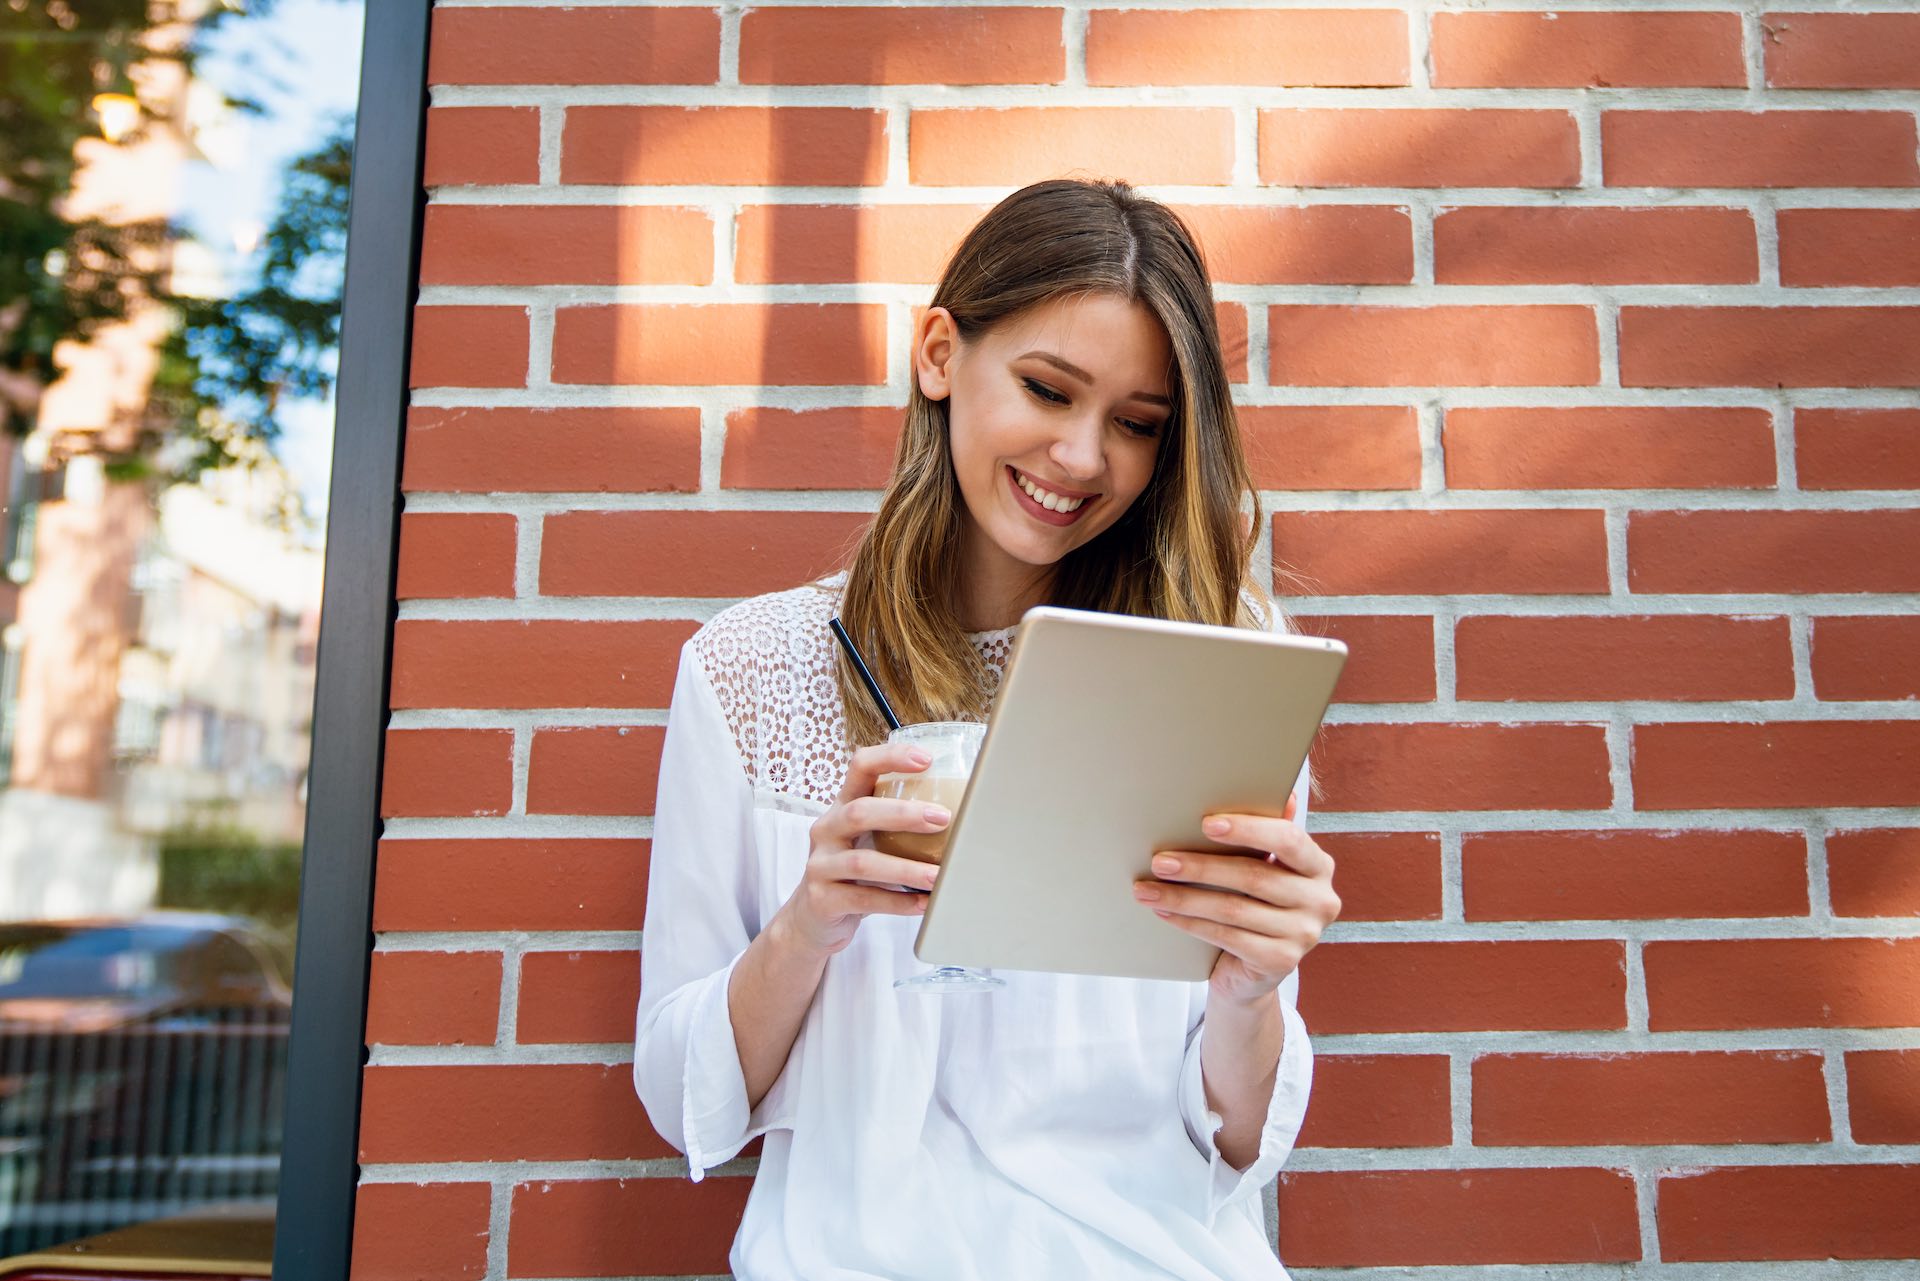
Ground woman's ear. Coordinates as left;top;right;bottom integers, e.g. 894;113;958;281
915;306;957;401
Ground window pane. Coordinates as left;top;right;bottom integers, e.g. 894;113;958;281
0;0;363;1258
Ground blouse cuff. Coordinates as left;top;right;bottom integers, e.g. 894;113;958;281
678;952;797;1182
1179;991;1314;1224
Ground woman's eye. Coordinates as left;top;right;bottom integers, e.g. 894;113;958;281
1021;377;1069;405
1120;418;1160;439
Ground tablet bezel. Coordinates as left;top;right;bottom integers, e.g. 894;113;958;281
913;605;1347;982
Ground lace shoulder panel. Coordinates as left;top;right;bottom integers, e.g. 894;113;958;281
686;575;1016;809
687;580;849;805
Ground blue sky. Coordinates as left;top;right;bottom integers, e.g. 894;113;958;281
177;0;366;527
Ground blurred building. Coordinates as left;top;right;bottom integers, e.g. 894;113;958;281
0;3;322;921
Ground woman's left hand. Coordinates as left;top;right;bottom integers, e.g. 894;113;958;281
1132;793;1341;1006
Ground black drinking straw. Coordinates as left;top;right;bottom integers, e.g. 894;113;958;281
829;616;902;732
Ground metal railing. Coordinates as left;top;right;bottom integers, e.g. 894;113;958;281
0;1007;288;1252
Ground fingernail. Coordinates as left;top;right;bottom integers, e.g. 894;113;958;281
923;805;951;827
1202;816;1231;837
1152;855;1180;876
906;748;932;767
1153;909;1172;919
1133;883;1161;902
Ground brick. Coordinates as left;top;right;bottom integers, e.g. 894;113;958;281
351;1182;491;1281
390;620;695;711
403;406;702;495
509;1178;751;1278
1270;305;1598;387
562;106;887;187
1278;1168;1640;1266
365;951;503;1047
527;726;665;817
1780;209;1920;287
722;407;904;490
1274;509;1609;596
1635;721;1920;810
518;950;641;1045
1604;111;1920;188
909;108;1235;186
423;107;539;187
410;306;528;390
1479;1053;1827;1148
373;838;651;933
1813;615;1920;700
541;511;871;598
1259;110;1580;188
1454;614;1794;702
1659;1164;1920;1261
552;303;887;387
381;729;513;819
1764;12;1920;89
1444;406;1775;489
1300;941;1627;1033
741;7;1063;85
1314;831;1443;921
1294;614;1436;704
1621;307;1920;388
359;1064;672;1163
1435;206;1757;285
1828;829;1920;918
1463;829;1809;921
429;6;718;85
1087;10;1408;87
420;205;713;287
1646;938;1920;1030
1431;11;1745;88
395;513;516;600
1847;1050;1920;1143
1796;408;1920;490
1316;722;1613;813
1217;301;1248;383
1296;1054;1450;1149
1241;406;1421;491
1176;205;1413;285
734;204;985;285
1628;509;1920;594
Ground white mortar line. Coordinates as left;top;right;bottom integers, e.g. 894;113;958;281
513;512;540;599
537;105;562;187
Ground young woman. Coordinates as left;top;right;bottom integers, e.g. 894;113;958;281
634;178;1341;1279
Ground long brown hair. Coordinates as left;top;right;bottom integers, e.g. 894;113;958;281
834;178;1285;748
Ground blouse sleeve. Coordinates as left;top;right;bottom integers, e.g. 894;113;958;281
632;637;795;1182
1174;689;1318;1222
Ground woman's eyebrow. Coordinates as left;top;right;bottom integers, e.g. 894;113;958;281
1017;350;1172;408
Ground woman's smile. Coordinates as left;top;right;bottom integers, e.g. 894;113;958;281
1006;464;1096;526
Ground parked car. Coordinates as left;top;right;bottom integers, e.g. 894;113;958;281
0;914;290;1255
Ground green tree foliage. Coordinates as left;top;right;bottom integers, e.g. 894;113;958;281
1;0;353;485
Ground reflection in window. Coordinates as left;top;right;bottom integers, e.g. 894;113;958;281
0;0;361;1256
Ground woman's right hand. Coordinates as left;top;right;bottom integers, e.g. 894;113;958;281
774;741;954;957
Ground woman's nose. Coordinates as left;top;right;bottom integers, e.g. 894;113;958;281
1047;412;1104;482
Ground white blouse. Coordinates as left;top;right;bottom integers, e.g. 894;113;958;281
634;576;1315;1280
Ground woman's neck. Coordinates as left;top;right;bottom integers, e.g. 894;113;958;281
956;518;1053;633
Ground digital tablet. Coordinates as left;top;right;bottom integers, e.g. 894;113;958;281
914;605;1347;982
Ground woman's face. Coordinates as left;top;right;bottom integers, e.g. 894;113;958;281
915;291;1173;580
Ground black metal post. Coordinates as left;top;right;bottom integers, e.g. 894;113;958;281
271;2;431;1275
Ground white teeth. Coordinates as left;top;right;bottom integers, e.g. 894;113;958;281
1014;470;1086;513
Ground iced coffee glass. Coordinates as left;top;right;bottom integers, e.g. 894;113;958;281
874;721;1002;992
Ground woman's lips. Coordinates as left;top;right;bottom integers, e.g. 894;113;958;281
1006;465;1093;527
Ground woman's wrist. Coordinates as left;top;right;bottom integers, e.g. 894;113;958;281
762;904;837;974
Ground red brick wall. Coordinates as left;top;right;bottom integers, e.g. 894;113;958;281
354;4;1920;1276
